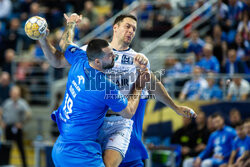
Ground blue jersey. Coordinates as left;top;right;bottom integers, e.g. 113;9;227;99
196;56;220;73
81;45;150;164
200;85;223;100
52;45;128;166
232;136;250;159
198;126;236;161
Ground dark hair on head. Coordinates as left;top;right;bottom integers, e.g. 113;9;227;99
235;121;244;128
244;118;250;124
211;112;224;119
113;14;137;26
86;39;109;62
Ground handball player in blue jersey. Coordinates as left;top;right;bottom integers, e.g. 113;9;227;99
38;13;150;166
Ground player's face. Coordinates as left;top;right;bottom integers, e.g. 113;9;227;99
101;46;116;69
236;125;245;139
244;122;250;136
212;116;224;130
114;18;137;45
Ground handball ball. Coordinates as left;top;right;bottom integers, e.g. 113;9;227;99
25;16;47;40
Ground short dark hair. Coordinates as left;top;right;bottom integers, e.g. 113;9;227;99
235;121;244;128
244;118;250;124
86;39;109;62
113;14;137;26
211;112;224;119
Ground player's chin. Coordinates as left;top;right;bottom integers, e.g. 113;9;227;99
124;39;132;44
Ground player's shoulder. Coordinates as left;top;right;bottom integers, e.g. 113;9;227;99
224;126;236;135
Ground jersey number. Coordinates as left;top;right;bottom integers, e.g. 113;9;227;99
63;93;73;119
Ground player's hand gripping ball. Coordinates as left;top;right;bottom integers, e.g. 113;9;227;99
24;16;47;40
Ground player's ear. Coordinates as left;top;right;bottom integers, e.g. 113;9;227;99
113;24;118;32
94;58;101;65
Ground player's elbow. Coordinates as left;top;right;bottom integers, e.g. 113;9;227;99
121;107;135;119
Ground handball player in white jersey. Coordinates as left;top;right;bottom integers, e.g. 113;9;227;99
81;14;197;167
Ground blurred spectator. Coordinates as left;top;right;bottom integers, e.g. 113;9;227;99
221;121;249;167
230;32;249;60
215;0;229;25
180;55;194;75
179;66;208;100
190;111;210;155
227;0;245;30
0;72;12;105
212;24;227;68
2;86;31;167
200;72;223;101
244;118;250;136
186;30;205;57
4;18;23;51
233;118;250;167
164;56;182;77
223;0;245;43
183;111;210;166
184;113;236;167
222;48;247;75
227;75;250;101
0;0;12;20
207;115;216;133
197;43;220;73
77;17;91;39
171;117;195;160
29;2;43;18
2;48;16;75
237;10;250;41
81;0;99;30
229;108;242;128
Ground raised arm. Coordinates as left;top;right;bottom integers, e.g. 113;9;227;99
39;33;70;68
38;13;82;68
59;13;82;52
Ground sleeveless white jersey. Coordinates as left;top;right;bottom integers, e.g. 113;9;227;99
81;45;149;99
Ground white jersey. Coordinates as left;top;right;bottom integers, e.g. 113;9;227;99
81;45;150;99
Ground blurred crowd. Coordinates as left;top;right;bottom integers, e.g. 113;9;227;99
146;109;250;167
163;0;250;101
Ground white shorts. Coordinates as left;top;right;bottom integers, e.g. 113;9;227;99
98;116;133;158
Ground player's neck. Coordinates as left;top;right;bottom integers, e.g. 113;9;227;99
110;39;129;51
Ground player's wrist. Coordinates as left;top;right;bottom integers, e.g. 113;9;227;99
67;21;76;26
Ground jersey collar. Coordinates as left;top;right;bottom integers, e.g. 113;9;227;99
112;47;131;52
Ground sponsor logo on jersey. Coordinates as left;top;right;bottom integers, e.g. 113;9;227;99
121;54;133;65
70;47;76;53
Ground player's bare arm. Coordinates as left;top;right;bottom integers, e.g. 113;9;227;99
148;73;197;118
59;13;82;52
38;31;69;68
118;69;150;119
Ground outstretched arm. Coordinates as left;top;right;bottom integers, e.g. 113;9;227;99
148;73;196;118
